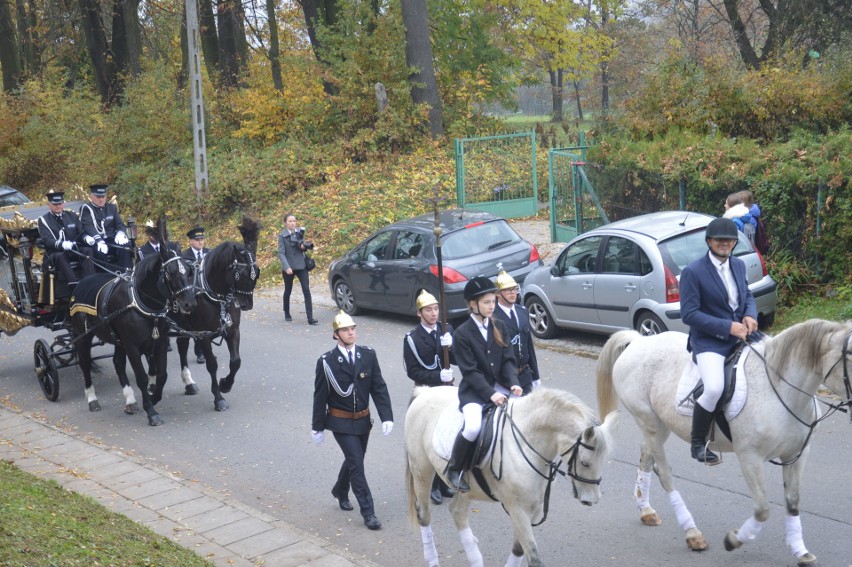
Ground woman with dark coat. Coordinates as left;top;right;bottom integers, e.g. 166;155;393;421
277;213;317;325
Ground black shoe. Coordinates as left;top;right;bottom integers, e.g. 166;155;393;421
285;314;293;322
691;441;719;464
430;487;443;505
308;319;319;325
363;514;382;530
446;433;475;493
440;485;456;499
331;489;353;511
196;355;205;365
690;404;720;464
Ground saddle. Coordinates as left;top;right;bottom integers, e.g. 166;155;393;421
687;342;745;414
433;404;502;500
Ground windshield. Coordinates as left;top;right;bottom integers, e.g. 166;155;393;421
442;220;521;260
0;191;30;207
658;228;754;275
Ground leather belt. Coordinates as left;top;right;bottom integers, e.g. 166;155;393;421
328;407;370;419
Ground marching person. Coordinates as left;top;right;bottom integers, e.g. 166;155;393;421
37;190;95;288
493;270;541;394
79;184;132;270
680;217;758;464
446;277;522;492
181;227;209;364
403;290;455;504
312;311;393;530
136;220;180;261
277;213;317;325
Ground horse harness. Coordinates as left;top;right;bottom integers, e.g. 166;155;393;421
472;402;602;526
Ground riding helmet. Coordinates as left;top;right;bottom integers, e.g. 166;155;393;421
495;269;519;291
705;217;739;240
415;290;438;312
464;276;497;301
332;310;356;331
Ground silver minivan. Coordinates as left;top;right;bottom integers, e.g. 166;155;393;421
522;211;777;337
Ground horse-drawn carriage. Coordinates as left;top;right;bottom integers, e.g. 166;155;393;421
2;199;261;425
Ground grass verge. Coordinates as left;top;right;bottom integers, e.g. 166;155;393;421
0;459;211;566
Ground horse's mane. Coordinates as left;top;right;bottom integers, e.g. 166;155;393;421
764;318;850;373
516;387;597;428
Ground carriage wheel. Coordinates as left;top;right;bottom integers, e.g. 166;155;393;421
34;338;60;402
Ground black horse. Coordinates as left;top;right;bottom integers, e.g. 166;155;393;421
69;219;197;426
171;216;260;411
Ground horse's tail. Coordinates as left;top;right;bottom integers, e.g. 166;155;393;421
596;330;640;418
405;448;419;526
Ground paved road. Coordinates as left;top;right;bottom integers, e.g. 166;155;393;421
1;288;850;567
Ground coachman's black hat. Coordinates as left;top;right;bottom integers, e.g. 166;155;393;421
45;190;65;204
187;227;205;240
464;276;497;301
89;184;109;197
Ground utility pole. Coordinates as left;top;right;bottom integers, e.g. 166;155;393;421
185;0;208;215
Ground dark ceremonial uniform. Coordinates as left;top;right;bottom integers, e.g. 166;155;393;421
453;316;519;410
494;303;540;393
138;241;180;261
79;200;132;269
181;245;209;264
37;210;95;283
313;345;393;520
403;322;455;387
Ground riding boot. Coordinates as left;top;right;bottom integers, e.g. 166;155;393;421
690;404;720;464
445;433;474;493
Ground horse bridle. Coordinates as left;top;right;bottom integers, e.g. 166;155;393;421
819;329;852;421
230;248;258;299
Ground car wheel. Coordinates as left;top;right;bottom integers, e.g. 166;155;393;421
525;296;558;339
636;312;667;336
333;279;360;315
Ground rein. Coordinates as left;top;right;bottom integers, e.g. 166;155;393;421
488;402;601;526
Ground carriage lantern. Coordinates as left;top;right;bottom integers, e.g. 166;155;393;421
18;235;34;260
126;217;138;241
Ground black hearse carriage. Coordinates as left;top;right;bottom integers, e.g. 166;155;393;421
0;195;138;401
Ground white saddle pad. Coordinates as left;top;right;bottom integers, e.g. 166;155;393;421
675;347;751;421
432;406;498;467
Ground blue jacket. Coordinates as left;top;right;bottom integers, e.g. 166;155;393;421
680;253;756;355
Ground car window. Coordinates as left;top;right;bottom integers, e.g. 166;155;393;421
442;220;521;260
555;236;602;275
658;228;753;274
0;190;30;207
392;230;426;260
362;231;393;262
602;236;638;274
638;247;652;276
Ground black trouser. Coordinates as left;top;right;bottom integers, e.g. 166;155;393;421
45;249;95;283
332;431;374;518
282;268;313;319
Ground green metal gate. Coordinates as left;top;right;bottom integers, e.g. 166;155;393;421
549;140;608;242
454;132;538;218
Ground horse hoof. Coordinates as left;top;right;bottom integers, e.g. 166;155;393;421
218;378;233;393
796;552;817;566
124;403;139;415
686;527;708;551
185;384;199;395
640;512;662;526
148;415;164;426
88;400;102;412
723;529;742;551
215;399;230;412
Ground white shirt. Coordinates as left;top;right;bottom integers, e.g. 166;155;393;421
497;303;517;325
708;252;739;312
470;314;489;340
337;345;356;364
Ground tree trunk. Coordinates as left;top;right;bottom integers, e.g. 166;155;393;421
572;79;583;122
77;0;114;104
298;0;338;94
216;0;239;87
121;0;142;76
111;0;130;98
198;0;219;82
599;6;610;115
265;0;282;90
0;0;22;92
233;0;249;69
722;0;760;69
14;0;36;74
549;69;563;123
400;0;443;138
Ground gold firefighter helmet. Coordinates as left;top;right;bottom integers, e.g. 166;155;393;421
495;269;518;291
415;290;439;312
332;310;356;331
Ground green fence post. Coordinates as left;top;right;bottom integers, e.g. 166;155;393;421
679;177;686;210
454;138;464;208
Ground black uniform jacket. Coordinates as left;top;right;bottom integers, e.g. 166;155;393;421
493;304;540;389
313;345;393;435
137;241;180;261
403;322;455;387
38;211;86;250
181;246;209;264
79;201;127;242
453;316;519;409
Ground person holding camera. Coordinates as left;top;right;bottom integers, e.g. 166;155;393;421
277;213;318;325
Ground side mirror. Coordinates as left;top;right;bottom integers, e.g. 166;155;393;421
550;264;560;277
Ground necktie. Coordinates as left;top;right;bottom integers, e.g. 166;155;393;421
510;308;518;327
721;263;737;310
430;329;438;342
196;250;201;261
348;350;354;367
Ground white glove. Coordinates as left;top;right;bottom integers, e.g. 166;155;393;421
61;241;74;251
440;368;454;383
84;235;95;246
311;430;324;446
114;231;128;246
439;332;453;348
97;241;108;255
382;421;393;436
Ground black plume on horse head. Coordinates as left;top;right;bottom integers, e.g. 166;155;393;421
237;216;261;252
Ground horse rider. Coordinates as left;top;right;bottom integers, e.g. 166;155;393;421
312;310;394;530
493;269;541;394
79;183;132;270
446;277;522;492
680;217;758;464
181;226;210;364
403;290;456;505
137;220;180;261
37;190;95;290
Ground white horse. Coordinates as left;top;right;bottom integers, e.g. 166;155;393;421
405;385;617;567
596;318;852;566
